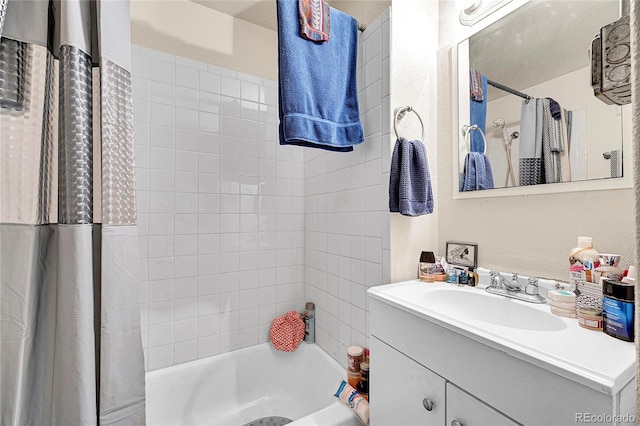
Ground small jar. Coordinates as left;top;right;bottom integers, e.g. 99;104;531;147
419;263;436;283
347;346;364;373
577;307;603;331
356;362;369;400
602;279;635;341
347;370;361;388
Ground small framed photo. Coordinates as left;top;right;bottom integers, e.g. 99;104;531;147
446;241;478;268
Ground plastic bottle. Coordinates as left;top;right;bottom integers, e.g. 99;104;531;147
569;236;599;285
304;302;315;343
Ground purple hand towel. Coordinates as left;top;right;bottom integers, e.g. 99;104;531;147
389;138;434;216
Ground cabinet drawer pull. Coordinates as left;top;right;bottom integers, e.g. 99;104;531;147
451;421;463;426
422;398;434;411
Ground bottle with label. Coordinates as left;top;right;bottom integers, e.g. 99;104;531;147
347;346;363;388
569;236;599;285
304;302;315;343
602;279;635;341
356;362;369;401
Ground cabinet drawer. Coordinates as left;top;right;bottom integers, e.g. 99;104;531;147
446;382;520;426
370;337;446;426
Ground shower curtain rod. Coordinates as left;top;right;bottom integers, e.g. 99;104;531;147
487;78;531;101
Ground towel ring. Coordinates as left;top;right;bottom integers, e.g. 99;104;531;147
394;106;425;142
461;124;487;155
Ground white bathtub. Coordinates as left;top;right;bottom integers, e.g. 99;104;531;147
146;342;361;425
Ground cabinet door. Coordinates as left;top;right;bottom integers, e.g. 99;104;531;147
446;382;520;426
370;337;446;426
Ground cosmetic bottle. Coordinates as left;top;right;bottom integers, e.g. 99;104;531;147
602;279;634;341
303;302;315;343
569;236;599;285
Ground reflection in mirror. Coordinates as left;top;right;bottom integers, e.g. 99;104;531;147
458;0;629;192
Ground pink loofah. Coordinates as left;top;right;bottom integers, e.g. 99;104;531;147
270;310;305;352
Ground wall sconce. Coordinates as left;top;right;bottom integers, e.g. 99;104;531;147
457;0;513;26
455;0;482;14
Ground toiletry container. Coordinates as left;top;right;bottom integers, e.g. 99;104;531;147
577;307;603;331
569;236;599;285
356;362;369;401
548;290;576;318
304;302;315;343
602;279;635;342
419;251;436;282
347;346;364;387
594;253;623;285
570;236;603;312
445;268;458;284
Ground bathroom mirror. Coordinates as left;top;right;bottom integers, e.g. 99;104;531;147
454;0;632;196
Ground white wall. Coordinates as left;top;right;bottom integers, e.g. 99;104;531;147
131;4;394;368
437;0;635;282
389;0;441;282
304;10;391;364
130;0;278;81
132;46;305;370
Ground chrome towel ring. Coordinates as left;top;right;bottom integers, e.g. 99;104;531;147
461;124;487;155
394;106;424;142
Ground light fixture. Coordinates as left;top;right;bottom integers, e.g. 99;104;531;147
458;0;513;26
455;0;482;14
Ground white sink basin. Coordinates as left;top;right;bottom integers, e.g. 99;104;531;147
425;288;567;331
368;280;636;396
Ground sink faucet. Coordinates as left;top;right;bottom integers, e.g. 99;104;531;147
487;271;545;304
489;271;520;291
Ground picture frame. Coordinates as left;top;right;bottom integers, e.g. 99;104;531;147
445;241;478;268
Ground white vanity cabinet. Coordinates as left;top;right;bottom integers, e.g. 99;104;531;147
370;337;446;425
370;336;517;426
368;281;636;426
446;382;519;426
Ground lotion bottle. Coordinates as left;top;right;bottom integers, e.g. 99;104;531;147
569;236;599;285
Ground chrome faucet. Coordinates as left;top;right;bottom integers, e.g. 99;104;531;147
506;273;521;291
489;271;518;291
486;271;545;304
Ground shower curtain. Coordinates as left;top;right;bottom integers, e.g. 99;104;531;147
0;1;145;425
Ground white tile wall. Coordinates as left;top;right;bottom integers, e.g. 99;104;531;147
303;10;392;366
133;45;306;371
133;9;391;371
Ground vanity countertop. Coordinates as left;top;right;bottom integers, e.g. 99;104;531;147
368;280;635;396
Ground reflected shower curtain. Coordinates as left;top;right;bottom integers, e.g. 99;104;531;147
0;1;145;424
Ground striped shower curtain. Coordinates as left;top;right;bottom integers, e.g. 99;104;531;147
0;1;145;424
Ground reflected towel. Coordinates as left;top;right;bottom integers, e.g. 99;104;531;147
389;138;434;216
460;152;495;191
519;99;543;185
542;98;562;183
277;0;363;152
469;72;487;153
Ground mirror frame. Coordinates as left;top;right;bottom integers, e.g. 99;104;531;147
451;0;633;200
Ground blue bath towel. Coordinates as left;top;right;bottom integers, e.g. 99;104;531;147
389;138;434;216
460;152;495;191
470;72;487;153
277;0;364;152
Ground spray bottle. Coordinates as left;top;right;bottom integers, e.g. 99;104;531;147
304;302;315;343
